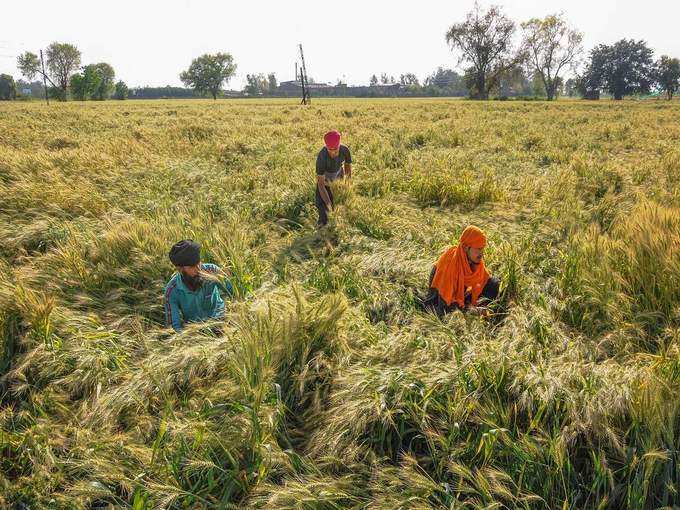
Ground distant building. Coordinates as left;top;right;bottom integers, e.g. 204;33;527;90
22;88;32;96
278;80;332;92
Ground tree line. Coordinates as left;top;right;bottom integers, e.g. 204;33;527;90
1;42;128;101
445;4;679;100
1;6;678;102
144;4;679;102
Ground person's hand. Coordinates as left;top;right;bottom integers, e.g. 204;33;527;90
468;306;490;318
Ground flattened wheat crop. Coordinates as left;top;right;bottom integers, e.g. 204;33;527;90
0;98;678;509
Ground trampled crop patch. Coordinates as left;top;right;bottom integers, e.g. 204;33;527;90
0;98;678;509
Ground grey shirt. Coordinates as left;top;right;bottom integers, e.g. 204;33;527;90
316;145;352;183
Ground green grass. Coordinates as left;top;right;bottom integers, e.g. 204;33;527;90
0;98;678;509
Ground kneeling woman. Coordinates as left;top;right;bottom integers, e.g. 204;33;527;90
421;225;500;317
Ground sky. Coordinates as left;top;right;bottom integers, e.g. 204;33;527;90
1;0;679;89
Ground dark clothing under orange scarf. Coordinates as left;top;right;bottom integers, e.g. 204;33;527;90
431;226;490;308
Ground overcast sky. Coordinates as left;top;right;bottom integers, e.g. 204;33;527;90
1;0;678;88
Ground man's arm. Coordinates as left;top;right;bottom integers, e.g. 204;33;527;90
165;289;183;332
222;279;234;298
343;146;352;179
343;163;352;179
317;175;332;211
202;263;235;298
211;287;226;319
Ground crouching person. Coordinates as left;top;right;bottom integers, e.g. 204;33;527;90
315;130;352;227
420;226;500;317
164;240;234;332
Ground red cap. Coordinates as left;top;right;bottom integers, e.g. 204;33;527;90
324;130;341;150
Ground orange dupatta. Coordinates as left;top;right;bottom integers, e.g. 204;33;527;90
430;226;490;308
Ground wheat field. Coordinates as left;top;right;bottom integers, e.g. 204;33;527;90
0;98;678;509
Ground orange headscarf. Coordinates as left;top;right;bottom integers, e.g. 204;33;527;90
431;226;490;308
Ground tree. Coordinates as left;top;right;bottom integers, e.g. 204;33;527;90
369;74;378;86
92;63;115;100
17;52;41;80
521;14;583;100
46;42;82;99
400;73;420;86
564;78;577;97
0;74;17;100
69;74;87;101
423;68;467;96
127;86;198;99
656;55;680;100
17;51;58;100
70;65;102;100
425;68;460;88
586;40;655;100
16;80;45;98
531;72;546;97
267;73;277;93
446;3;521;99
244;74;269;95
113;81;129;100
490;64;531;97
574;65;601;99
379;73;396;85
180;52;236;99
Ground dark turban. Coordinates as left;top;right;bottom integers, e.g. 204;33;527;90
169;240;200;267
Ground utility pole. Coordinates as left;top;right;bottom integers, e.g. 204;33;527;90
298;44;311;105
39;49;49;105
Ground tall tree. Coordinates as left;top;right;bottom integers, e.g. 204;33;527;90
446;3;521;99
521;14;583;100
531;72;546;97
113;80;129;100
0;74;17;100
490;64;531;97
400;73;420;86
17;51;57;100
16;52;41;81
93;63;116;100
46;42;82;99
70;65;102;100
564;78;578;97
656;55;680;100
180;53;236;99
243;74;268;95
585;39;655;100
574;65;601;99
425;68;461;88
267;73;277;93
369;74;378;86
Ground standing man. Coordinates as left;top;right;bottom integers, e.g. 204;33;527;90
164;240;234;332
419;226;500;317
315;130;352;227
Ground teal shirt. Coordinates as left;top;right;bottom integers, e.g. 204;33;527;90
164;263;233;331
